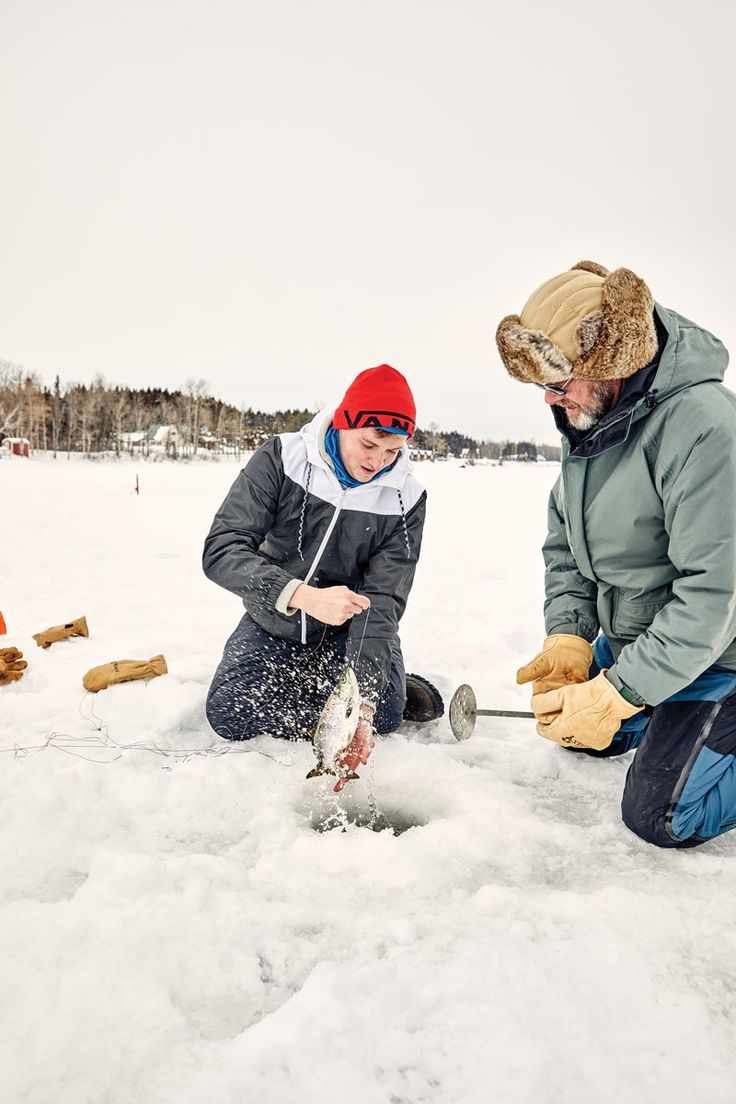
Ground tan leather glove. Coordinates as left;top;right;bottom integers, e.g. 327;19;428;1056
0;646;28;685
532;671;643;751
516;634;593;698
33;616;89;649
83;655;168;693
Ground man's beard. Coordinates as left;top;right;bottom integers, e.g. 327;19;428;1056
559;381;619;432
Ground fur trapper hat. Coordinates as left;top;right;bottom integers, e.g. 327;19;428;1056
496;261;657;384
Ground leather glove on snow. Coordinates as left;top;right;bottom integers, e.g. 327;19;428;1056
516;634;593;699
532;671;643;751
33;616;89;649
83;654;167;693
0;647;28;685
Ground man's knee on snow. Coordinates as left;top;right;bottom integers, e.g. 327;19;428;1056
621;794;671;847
620;787;703;849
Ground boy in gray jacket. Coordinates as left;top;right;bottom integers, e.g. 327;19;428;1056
203;364;441;776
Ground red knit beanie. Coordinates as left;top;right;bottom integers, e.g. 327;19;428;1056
332;364;416;436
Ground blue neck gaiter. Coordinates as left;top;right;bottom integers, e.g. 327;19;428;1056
324;425;406;490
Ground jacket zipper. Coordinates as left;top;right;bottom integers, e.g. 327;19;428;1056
571;391;658;459
300;491;345;644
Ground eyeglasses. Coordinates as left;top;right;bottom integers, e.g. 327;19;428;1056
534;380;570;397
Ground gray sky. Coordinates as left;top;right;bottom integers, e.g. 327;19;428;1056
2;0;734;444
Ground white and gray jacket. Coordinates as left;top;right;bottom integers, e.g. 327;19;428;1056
202;410;426;699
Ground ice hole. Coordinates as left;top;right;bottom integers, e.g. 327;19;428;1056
309;802;427;836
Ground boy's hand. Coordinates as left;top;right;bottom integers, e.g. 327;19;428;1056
334;704;375;792
289;584;370;626
333;722;374;791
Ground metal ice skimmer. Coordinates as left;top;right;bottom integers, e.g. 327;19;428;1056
449;683;534;741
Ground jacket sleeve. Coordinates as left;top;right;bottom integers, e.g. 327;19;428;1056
543;476;599;641
202;437;296;614
347;491;426;702
610;420;736;705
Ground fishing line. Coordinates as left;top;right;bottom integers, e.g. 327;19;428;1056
353;605;371;664
3;613;372;778
0;690;296;768
344;605;389;827
365;752;382;829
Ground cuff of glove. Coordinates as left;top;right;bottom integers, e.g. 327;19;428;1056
605;667;646;707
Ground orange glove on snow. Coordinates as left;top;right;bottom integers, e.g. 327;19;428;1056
33;616;89;649
83;654;168;693
0;646;28;685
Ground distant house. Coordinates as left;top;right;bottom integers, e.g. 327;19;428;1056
501;450;539;463
408;446;433;462
121;430;146;449
121;426;179;451
149;424;179;447
3;437;30;458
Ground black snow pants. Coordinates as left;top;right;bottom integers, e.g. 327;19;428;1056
206;613;406;741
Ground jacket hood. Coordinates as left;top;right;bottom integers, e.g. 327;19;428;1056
301;408;411;490
559;306;729;459
650;305;729;398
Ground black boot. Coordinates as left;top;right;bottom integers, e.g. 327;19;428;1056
403;674;444;723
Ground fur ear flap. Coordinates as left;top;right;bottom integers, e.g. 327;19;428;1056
496;314;572;385
576;311;603;358
572;260;610;278
576;268;657;380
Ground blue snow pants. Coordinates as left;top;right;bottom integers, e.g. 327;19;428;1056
206;614;406;742
583;637;736;848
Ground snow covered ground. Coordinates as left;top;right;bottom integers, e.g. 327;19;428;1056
3;454;736;1103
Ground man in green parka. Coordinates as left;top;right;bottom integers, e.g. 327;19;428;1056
496;260;736;848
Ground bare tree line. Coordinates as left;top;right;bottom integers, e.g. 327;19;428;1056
0;360;561;462
0;363;312;459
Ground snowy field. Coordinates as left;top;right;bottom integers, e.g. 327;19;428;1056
3;454;736;1104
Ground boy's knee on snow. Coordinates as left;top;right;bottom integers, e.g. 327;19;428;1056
374;688;407;735
205;686;257;742
375;706;403;736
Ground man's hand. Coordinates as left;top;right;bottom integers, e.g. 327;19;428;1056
289;584;370;626
532;671;643;751
0;647;28;685
334;704;375;792
516;634;593;697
